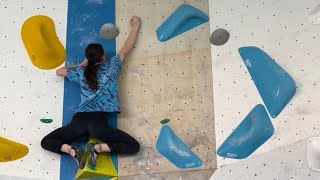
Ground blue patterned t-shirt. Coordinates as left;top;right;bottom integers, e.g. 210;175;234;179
67;54;122;113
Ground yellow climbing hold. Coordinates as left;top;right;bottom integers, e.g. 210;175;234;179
76;138;118;180
21;15;66;70
0;137;29;162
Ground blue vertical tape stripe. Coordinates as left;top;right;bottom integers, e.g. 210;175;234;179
61;0;117;179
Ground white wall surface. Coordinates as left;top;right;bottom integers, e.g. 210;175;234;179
210;0;320;167
210;138;320;180
0;0;67;179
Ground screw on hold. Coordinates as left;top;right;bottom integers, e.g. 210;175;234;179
40;119;53;123
31;55;36;61
160;119;170;124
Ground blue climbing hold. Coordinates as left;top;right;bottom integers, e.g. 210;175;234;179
239;46;296;118
156;4;209;42
217;104;274;159
156;125;202;169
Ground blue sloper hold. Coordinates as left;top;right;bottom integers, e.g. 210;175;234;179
156;125;202;169
156;4;209;42
217;104;274;159
239;46;296;118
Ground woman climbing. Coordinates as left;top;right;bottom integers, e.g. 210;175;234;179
41;16;141;169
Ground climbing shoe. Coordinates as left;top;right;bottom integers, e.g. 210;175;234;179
87;143;98;171
71;146;85;169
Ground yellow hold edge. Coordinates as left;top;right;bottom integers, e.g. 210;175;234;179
0;137;29;162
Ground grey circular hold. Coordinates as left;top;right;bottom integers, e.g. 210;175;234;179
99;23;119;40
210;28;230;46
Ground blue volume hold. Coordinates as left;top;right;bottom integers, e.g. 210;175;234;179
239;46;296;118
156;4;209;42
156;125;202;169
217;104;274;159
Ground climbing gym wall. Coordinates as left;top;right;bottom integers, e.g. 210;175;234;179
1;0;216;179
0;0;67;179
211;139;320;179
116;0;216;177
210;0;320;179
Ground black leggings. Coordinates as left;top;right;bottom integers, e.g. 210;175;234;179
41;112;140;154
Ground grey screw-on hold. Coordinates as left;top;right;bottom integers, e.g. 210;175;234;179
99;23;119;40
210;28;230;46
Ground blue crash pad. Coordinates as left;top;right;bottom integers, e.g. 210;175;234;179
156;4;209;42
156;125;202;169
217;104;274;159
239;47;296;118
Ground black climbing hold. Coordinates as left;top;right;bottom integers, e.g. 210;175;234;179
210;28;230;46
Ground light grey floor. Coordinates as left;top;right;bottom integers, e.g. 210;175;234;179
119;169;215;180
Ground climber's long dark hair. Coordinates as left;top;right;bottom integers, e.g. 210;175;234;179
84;43;104;91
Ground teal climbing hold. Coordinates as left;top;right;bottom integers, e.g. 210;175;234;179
160;119;170;124
156;125;202;169
239;46;296;118
217;104;274;159
156;4;209;42
40;119;53;123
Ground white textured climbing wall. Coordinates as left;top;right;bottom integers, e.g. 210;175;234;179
211;138;320;180
0;0;67;179
210;0;320;177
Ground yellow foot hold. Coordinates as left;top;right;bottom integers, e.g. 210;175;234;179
76;138;118;180
0;137;29;162
21;15;66;70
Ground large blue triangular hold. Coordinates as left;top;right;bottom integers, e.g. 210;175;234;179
156;125;202;169
239;47;296;118
156;4;209;42
217;104;274;159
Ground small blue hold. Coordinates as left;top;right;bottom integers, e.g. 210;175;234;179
157;4;209;42
156;125;202;169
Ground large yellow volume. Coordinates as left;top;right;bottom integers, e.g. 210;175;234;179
0;137;29;162
76;138;118;179
21;15;66;70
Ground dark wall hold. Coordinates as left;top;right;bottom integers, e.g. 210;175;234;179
210;28;230;46
100;23;119;40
